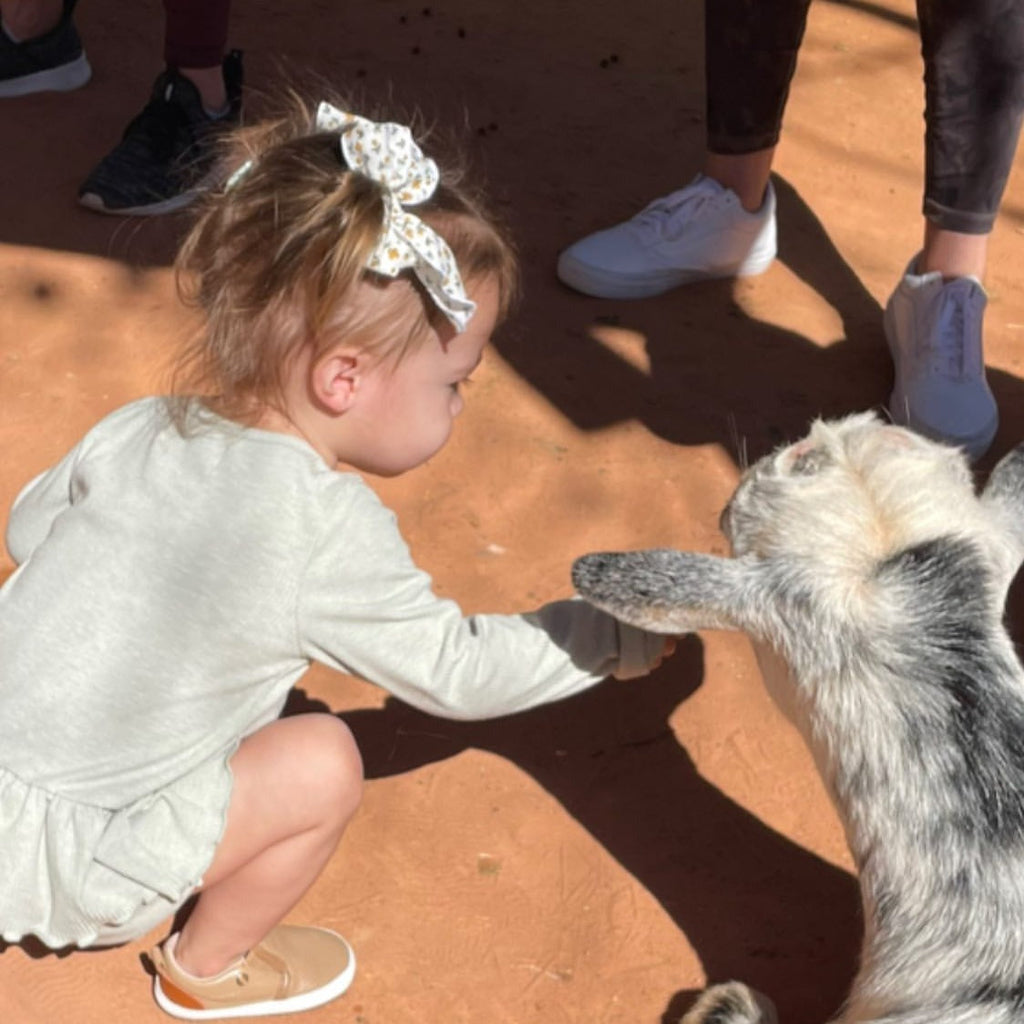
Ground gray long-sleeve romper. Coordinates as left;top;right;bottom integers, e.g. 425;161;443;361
0;398;663;948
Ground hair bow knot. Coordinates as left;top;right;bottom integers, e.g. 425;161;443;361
316;102;476;332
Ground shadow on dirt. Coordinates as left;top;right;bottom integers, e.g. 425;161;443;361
495;172;1024;473
286;634;861;1024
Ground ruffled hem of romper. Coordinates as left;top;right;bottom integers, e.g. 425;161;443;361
0;744;236;950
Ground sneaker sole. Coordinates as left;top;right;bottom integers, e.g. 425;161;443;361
77;157;225;217
0;53;91;98
556;249;775;300
78;187;200;217
152;936;356;1020
884;301;998;462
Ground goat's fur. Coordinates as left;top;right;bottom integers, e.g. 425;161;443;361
572;413;1024;1024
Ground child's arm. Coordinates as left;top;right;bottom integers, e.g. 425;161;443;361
298;487;669;721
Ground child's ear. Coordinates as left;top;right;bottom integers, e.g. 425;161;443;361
311;350;360;414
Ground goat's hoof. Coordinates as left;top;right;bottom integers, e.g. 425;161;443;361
681;982;778;1024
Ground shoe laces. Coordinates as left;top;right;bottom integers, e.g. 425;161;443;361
927;278;985;379
631;177;727;240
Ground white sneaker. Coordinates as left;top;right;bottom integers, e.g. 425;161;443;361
556;174;777;299
884;256;997;461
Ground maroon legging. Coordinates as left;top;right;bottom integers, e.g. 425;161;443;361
162;0;231;71
705;0;1024;234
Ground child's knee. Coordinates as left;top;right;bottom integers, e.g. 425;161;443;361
301;714;364;823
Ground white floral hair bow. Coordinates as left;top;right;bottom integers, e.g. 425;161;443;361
315;102;477;332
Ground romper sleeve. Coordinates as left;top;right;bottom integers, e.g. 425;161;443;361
297;485;666;721
4;441;84;566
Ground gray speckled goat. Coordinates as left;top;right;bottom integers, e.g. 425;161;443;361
572;413;1024;1024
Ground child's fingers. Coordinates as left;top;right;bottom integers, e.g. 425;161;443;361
647;636;678;671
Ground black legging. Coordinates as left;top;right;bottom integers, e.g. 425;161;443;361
705;0;1024;234
163;0;231;71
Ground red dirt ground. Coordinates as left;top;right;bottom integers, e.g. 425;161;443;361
2;1;1023;1021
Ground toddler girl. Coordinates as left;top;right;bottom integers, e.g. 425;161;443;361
0;97;671;1019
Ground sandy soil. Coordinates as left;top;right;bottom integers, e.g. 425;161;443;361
1;1;1023;1021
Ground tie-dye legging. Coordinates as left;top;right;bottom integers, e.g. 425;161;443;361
706;0;1024;233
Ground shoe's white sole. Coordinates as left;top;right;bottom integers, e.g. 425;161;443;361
78;160;224;217
556;248;776;300
0;53;91;98
152;937;356;1020
78;188;199;217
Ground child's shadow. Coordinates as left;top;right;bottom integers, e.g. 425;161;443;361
288;635;861;1024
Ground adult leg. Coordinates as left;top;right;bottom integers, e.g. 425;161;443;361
703;0;811;210
704;150;777;215
918;0;1024;269
0;0;89;97
77;0;241;215
919;222;990;280
163;0;231;113
1;0;61;39
556;0;810;298
884;0;1024;459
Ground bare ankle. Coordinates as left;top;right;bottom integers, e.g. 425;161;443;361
1;0;63;40
170;931;240;979
179;65;227;114
919;223;989;283
704;148;776;214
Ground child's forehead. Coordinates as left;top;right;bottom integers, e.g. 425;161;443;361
436;326;485;366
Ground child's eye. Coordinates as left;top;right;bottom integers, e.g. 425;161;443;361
451;375;474;391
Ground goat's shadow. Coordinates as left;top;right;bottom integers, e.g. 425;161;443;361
287;635;861;1024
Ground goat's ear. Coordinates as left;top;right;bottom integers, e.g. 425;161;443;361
572;549;759;635
982;444;1024;566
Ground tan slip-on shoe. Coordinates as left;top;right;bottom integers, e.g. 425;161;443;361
150;924;355;1020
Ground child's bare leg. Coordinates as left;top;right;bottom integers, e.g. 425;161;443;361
172;713;363;977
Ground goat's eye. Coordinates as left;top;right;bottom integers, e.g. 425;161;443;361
790;447;830;475
718;503;731;536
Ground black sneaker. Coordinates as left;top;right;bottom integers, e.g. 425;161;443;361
78;49;243;216
0;0;91;98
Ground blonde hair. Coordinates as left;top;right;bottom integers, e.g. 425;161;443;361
171;93;518;424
